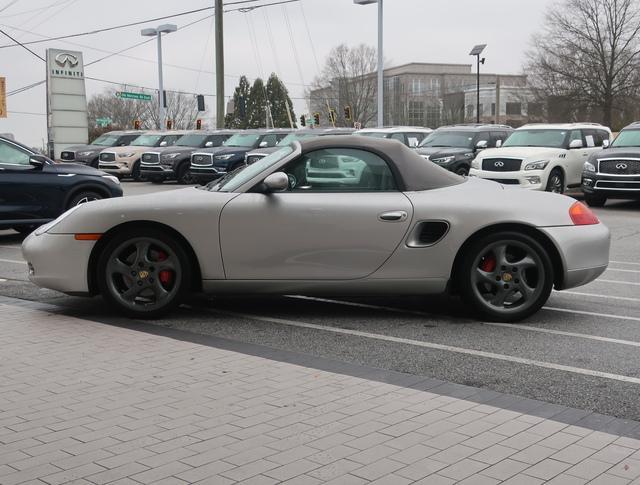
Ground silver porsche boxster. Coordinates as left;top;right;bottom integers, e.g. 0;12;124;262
22;137;610;322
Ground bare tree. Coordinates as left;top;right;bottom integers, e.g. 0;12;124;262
146;91;200;130
309;44;378;127
526;0;640;128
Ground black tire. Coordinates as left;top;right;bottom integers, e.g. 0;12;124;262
67;191;103;209
176;162;195;185
12;225;38;235
545;169;564;194
97;227;192;318
131;160;143;181
148;176;164;184
584;194;607;207
454;165;469;176
89;157;99;168
458;231;554;322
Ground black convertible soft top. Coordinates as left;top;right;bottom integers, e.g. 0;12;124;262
298;135;464;191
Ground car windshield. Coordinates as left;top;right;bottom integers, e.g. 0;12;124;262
223;133;261;147
419;131;475;148
206;146;294;192
502;129;567;148
357;132;389;139
611;129;640;148
92;134;120;146
130;135;162;146
277;133;318;145
176;134;209;147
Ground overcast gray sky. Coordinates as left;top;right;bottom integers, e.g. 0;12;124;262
0;0;555;147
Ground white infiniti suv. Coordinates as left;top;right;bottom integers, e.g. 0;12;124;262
469;123;611;193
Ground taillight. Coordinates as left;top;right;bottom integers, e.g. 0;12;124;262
569;201;599;225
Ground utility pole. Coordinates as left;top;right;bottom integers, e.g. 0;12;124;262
215;0;224;128
469;44;486;124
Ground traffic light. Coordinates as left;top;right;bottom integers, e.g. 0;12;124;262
133;119;141;130
344;105;352;121
166;119;173;130
300;115;306;127
196;94;205;112
313;112;320;125
329;109;337;124
196;119;202;130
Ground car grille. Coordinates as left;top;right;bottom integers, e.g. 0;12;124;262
599;159;640;175
60;151;74;161
99;152;116;162
246;154;265;164
482;158;522;172
141;153;160;165
191;154;213;167
595;180;640;190
309;158;339;169
488;178;520;185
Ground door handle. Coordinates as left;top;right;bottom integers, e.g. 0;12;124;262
379;211;408;222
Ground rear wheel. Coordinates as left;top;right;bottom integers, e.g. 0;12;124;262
97;228;191;318
455;165;469;176
67;191;103;209
177;163;195;185
584;193;607;207
545;169;564;194
458;231;554;322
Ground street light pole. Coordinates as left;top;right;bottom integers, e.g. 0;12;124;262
354;0;384;127
469;44;486;124
215;0;224;129
141;24;177;130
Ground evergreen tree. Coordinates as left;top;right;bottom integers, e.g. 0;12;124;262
224;76;251;129
246;78;268;128
266;73;296;128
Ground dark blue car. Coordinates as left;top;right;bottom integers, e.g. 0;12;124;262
0;135;123;234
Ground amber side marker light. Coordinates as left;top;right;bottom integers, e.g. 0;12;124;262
74;234;102;241
569;201;599;225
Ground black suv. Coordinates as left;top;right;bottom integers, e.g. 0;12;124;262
582;122;640;206
190;129;292;183
59;131;142;168
415;124;513;176
0;135;122;234
140;130;237;184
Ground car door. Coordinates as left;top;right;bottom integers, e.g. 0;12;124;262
0;140;59;223
219;147;414;280
565;129;590;186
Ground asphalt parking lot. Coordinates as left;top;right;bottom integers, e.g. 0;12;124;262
2;182;640;422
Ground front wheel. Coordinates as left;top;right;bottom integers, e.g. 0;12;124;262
131;161;143;181
584;194;607;207
97;228;192;318
177;163;195;185
454;165;469;176
458;232;554;322
545;169;564;194
67;191;103;209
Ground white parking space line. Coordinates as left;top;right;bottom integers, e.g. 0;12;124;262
611;260;640;266
0;245;21;250
596;279;640;286
0;258;26;265
544;306;640;323
558;290;640;303
606;268;640;274
214;308;640;385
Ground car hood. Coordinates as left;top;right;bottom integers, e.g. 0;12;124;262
158;146;200;157
63;144;104;152
247;147;279;156
104;146;151;155
590;147;640;161
415;147;473;158
48;162;106;176
195;146;251;156
478;146;564;160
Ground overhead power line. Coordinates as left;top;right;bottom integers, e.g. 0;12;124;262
0;26;44;60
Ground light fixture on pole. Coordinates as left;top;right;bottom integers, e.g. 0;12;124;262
141;24;177;129
354;0;383;127
469;44;486;124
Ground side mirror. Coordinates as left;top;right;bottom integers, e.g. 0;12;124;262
29;155;47;169
159;141;168;147
476;140;488;150
569;139;583;149
262;172;289;193
496;140;503;148
205;141;213;147
602;139;610;148
259;141;268;148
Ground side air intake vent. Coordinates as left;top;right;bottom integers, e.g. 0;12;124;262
406;221;450;248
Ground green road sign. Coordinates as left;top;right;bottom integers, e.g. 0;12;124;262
96;117;112;127
115;91;152;101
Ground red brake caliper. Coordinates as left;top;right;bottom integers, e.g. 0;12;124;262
480;254;497;273
157;251;173;286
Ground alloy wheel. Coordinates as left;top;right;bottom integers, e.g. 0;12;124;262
548;174;563;193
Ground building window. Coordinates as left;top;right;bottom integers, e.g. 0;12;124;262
410;78;425;95
506;102;522;115
408;100;424;125
491;103;496;116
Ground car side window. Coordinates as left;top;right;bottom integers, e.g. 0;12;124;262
390;133;406;144
475;131;491;147
275;134;288;144
282;148;398;193
569;130;583;146
118;135;138;146
262;134;279;147
162;135;181;146
407;133;425;147
0;139;31;166
490;131;507;147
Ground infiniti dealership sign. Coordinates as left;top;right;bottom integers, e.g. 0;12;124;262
46;48;88;158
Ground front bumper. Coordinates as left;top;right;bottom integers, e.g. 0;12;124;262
582;171;640;199
99;160;133;175
190;166;226;182
22;232;93;294
469;168;547;190
140;164;176;178
540;223;610;290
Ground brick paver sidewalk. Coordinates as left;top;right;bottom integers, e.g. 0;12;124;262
2;298;640;485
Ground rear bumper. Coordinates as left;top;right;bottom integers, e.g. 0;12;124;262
540;223;610;290
22;232;92;294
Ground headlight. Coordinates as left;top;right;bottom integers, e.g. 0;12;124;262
524;160;549;171
34;205;82;236
118;152;136;158
78;151;94;157
421;155;430;161
102;175;120;185
464;153;474;158
214;154;235;160
471;159;480;169
163;153;180;160
431;156;456;164
584;161;596;172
